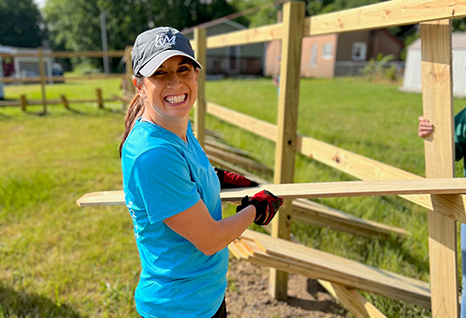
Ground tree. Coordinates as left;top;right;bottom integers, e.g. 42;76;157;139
44;0;237;53
0;0;46;47
307;0;385;16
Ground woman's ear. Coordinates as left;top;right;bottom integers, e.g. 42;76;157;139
133;78;147;99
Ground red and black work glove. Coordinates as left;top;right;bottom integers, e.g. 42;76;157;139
236;190;283;226
215;167;259;189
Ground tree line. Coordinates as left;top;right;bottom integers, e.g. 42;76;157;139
1;0;465;71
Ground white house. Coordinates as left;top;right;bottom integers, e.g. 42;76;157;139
0;46;55;78
400;32;466;97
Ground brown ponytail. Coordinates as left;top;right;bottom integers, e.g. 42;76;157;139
119;77;145;157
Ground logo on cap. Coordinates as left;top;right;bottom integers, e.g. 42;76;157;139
155;35;176;48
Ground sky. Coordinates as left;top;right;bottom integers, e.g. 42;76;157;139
34;0;46;9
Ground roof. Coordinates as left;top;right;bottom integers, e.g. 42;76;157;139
0;46;52;54
408;32;466;50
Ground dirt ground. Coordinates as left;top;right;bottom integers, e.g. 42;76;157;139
225;257;347;318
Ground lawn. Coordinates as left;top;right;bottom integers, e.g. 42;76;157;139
0;76;464;317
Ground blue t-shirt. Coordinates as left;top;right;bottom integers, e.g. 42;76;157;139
121;119;229;318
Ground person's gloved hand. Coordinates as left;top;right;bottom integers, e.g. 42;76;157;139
215;167;259;189
236;190;283;226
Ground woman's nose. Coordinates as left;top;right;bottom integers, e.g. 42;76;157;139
166;73;181;89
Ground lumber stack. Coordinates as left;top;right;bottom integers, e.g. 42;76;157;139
229;230;431;309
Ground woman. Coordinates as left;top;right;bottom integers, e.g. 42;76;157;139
120;26;283;318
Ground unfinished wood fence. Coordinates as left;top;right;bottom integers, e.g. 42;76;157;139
190;1;466;317
76;1;466;317
0;49;129;113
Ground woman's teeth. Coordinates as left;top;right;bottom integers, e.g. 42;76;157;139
165;94;186;104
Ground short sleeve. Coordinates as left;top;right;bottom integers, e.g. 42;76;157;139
455;107;466;162
131;146;201;223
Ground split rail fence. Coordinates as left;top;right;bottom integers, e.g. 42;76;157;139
0;49;131;113
77;1;466;317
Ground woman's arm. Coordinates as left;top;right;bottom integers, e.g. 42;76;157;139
164;199;256;255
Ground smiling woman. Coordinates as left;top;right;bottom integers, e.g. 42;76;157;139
118;26;283;318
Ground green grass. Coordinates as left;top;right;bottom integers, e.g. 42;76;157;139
1;76;464;317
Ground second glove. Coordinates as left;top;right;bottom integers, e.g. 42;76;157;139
236;189;283;226
215;167;259;189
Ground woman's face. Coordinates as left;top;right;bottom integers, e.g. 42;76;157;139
139;55;199;122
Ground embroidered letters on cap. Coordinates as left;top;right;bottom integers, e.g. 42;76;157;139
155;35;176;48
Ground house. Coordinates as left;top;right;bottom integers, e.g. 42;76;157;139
401;32;466;97
182;20;265;77
265;29;404;78
0;46;56;78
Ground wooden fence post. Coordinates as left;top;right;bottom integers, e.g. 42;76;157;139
125;46;134;95
420;19;459;318
61;95;69;110
270;1;304;300
194;27;206;148
96;88;104;108
20;95;27;111
38;47;47;114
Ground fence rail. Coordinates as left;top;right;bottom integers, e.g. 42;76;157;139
189;1;465;316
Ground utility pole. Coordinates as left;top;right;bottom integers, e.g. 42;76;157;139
0;57;4;100
100;10;109;75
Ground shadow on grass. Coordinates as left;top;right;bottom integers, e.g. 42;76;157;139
0;284;84;318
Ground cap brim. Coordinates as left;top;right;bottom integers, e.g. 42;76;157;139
139;50;202;77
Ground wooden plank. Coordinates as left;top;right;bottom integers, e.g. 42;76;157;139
208;157;409;238
318;280;387;318
194;27;207;148
0;50;125;59
205;101;466;222
292;199;409;239
306;0;466;36
38;47;47;114
420;19;459;318
204;145;272;173
241;230;431;308
77;190;124;207
76;178;466;210
204;135;251;158
206;23;283;49
206;101;277;141
220;178;466;202
0;74;124;84
227;240;241;259
270;1;305;300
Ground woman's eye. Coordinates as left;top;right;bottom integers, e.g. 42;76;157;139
178;67;189;72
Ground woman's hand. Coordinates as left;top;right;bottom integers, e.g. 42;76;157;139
215;168;259;189
236;190;283;226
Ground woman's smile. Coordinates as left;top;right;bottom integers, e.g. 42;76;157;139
164;93;187;105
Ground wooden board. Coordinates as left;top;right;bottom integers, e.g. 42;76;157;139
208;159;409;238
292;199;409;238
221;178;466;202
206;23;283;48
306;0;466;36
205;100;466;222
239;230;430;308
318;280;387;318
76;178;466;208
420;19;459;318
194;27;207;149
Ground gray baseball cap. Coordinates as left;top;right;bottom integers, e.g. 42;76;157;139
132;26;202;77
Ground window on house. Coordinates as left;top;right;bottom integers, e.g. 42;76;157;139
352;42;367;61
322;43;333;60
311;43;318;68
